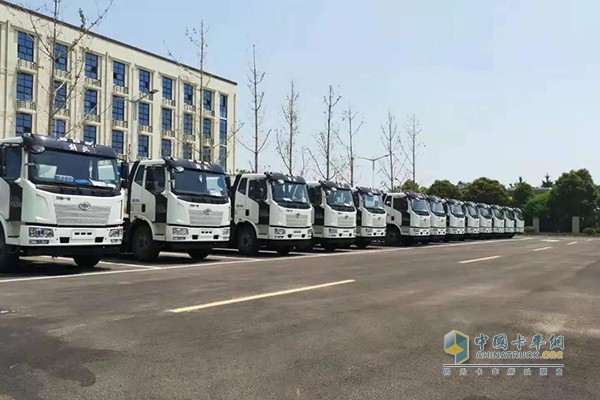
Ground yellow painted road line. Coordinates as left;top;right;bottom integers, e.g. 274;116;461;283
458;256;500;264
566;241;577;246
533;246;552;252
167;279;356;313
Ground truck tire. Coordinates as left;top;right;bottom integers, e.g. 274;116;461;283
385;226;401;247
355;238;371;249
276;247;291;256
238;225;260;256
0;227;19;273
72;255;101;269
132;224;160;262
187;250;210;261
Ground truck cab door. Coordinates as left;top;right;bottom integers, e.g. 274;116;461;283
248;178;269;226
233;177;248;222
142;166;167;226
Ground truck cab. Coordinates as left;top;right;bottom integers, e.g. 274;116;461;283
477;203;493;238
231;172;312;255
464;201;481;238
307;181;356;252
490;205;506;237
514;208;525;234
352;187;386;248
503;206;516;238
427;195;447;242
0;134;124;270
383;192;431;245
124;158;230;261
444;198;466;241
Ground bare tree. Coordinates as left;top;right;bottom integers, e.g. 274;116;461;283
307;85;342;181
15;0;113;137
401;114;423;183
379;111;405;191
238;45;270;173
275;80;299;175
338;105;363;186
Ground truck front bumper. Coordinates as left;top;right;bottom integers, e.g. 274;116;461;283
18;225;123;247
505;227;515;234
320;227;356;239
357;226;386;238
480;227;493;234
492;227;505;234
269;227;312;241
430;227;447;237
407;227;431;237
447;227;465;235
466;227;480;235
166;225;230;243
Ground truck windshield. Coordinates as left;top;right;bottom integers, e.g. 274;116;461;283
505;209;515;220
493;208;504;218
450;204;464;217
28;149;119;189
429;201;445;216
326;189;354;208
515;210;523;220
271;181;310;207
411;199;430;215
467;205;479;217
172;170;228;197
479;207;491;218
362;193;384;211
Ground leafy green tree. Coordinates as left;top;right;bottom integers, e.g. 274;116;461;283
523;192;550;219
549;169;598;226
401;180;420;192
513;181;534;207
427;179;461;199
541;173;553;188
462;177;509;205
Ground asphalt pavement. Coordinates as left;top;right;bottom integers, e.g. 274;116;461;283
0;236;597;400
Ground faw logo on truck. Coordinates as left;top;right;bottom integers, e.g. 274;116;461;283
203;208;212;215
78;202;92;211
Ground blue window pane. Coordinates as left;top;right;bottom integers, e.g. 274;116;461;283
219;145;227;168
52;119;66;138
54;81;67;109
202;146;211;162
112;130;124;154
83;125;97;143
138;135;149;158
202;118;212;139
84;89;98;114
139;69;151;93
183;113;193;135
85;53;99;79
113;61;126;87
162;76;173;100
219;119;227;143
112;96;125;121
161;108;172;131
138;103;150;126
182;143;192;159
54;43;67;71
203;90;212;111
161;139;172;158
16;113;32;136
16;73;33;101
184;84;194;105
17;32;34;62
219;94;228;119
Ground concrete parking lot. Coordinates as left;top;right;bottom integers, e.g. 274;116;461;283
0;237;598;400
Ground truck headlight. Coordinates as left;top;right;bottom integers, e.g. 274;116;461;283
109;227;123;238
29;227;54;238
328;228;338;234
274;228;286;235
223;227;230;236
365;228;372;233
308;228;313;237
172;227;189;236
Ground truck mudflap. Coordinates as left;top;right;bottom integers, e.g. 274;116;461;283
20;245;121;257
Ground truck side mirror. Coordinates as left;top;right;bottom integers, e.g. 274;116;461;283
120;161;130;181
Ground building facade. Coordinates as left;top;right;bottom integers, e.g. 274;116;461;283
0;0;237;172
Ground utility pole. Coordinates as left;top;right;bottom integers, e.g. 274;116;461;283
358;154;389;188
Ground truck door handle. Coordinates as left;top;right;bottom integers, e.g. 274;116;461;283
142;204;146;213
245;209;249;216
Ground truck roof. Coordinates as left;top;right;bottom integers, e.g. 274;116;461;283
445;198;463;205
384;192;427;200
137;157;225;174
307;180;351;190
425;194;442;202
234;172;306;183
4;133;117;158
354;186;383;195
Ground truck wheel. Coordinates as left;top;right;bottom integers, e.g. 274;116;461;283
238;225;260;256
276;247;291;256
132;224;160;262
72;255;101;269
385;227;400;247
187;250;210;261
355;238;370;249
0;228;19;273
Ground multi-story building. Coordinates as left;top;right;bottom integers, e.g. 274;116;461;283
0;0;237;172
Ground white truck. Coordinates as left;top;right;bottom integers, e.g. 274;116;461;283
306;181;356;252
477;203;493;238
490;204;506;238
426;195;447;242
0;134;124;271
123;158;230;261
503;206;516;238
514;208;525;234
352;187;386;248
230;172;312;255
443;198;466;241
384;192;431;245
464;201;481;238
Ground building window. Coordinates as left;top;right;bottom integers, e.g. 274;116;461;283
113;61;126;87
138;135;149;158
16;113;32;136
161;139;172;158
162;76;173;100
52;119;66;138
219;145;227;168
54;43;67;71
112;96;125;121
112;130;124;154
54;81;67;109
17;32;34;62
183;113;193;135
202;118;212;139
85;53;99;79
202;146;211;162
139;69;151;93
203;90;213;111
219;119;227;144
83;125;97;143
182;143;192;159
16;73;33;101
138;102;150;126
219;94;228;118
84;89;98;114
184;83;194;105
162;108;172;131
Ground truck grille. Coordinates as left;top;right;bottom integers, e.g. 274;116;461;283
337;214;355;228
285;213;309;227
54;204;110;226
189;209;224;227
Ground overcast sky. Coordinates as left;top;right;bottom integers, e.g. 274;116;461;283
23;0;600;188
